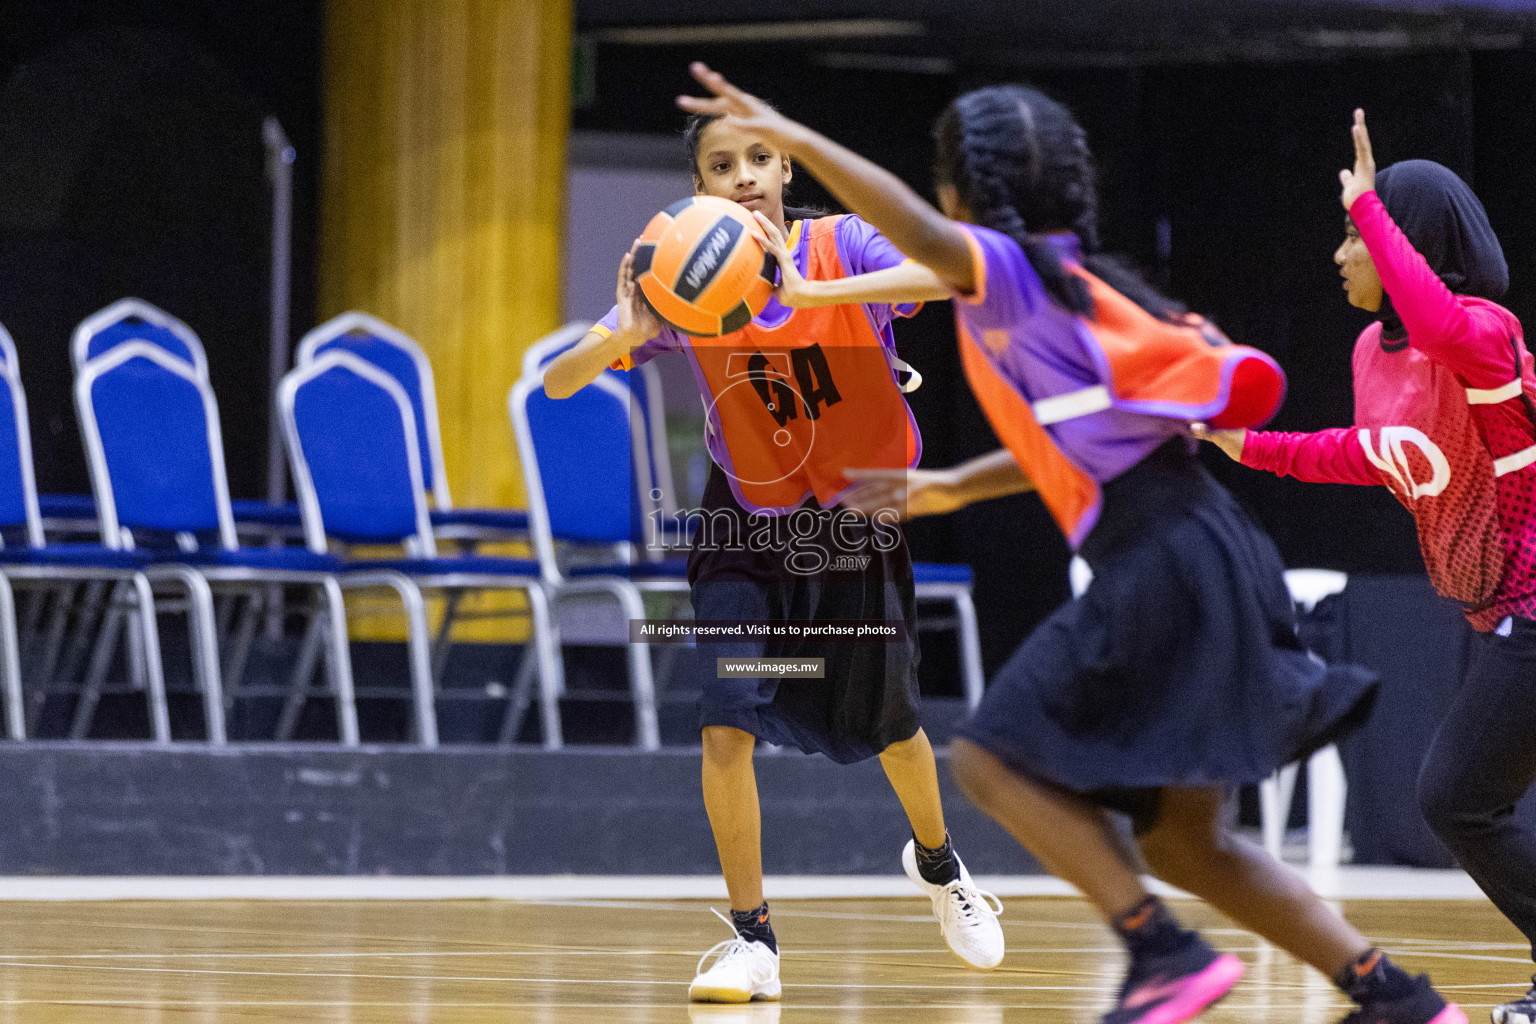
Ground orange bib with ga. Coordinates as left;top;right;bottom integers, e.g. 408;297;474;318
684;217;921;515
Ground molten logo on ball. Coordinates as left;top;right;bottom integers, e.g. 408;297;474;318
632;195;776;337
680;222;739;296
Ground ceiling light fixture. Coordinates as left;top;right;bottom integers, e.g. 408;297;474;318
588;19;926;46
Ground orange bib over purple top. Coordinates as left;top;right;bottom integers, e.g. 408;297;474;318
599;215;922;515
954;225;1286;549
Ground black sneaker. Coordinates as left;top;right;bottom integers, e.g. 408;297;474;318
1102;931;1244;1024
1492;976;1536;1024
1339;973;1465;1024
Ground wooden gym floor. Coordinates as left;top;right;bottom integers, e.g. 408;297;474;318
0;896;1524;1022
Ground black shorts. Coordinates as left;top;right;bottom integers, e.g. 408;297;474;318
685;466;921;764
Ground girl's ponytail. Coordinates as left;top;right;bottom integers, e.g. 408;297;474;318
959;130;1092;316
936;86;1184;323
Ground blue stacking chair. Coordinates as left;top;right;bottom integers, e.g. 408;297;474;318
75;341;361;745
911;563;985;709
297;313;535;684
523;321;682;520
69;298;305;538
298;311;542;689
281;350;566;749
72;296;207;377
45;298;205;537
510;364;693;751
630;357;681;519
296;311;529;539
0;324;178;742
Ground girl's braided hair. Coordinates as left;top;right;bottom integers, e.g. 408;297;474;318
934;85;1184;321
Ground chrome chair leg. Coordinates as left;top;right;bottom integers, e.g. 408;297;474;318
70;582;126;740
0;575;24;740
525;584;565;750
319;577;359;746
275;609;324;742
129;573;171;744
339;572;438;748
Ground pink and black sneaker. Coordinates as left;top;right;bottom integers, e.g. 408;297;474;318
1335;953;1465;1024
1104;896;1244;1024
1102;931;1244;1024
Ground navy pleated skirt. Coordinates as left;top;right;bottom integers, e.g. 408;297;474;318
957;440;1377;818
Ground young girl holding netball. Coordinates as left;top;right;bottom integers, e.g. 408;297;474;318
680;66;1463;1024
1201;111;1536;1024
544;110;1005;1003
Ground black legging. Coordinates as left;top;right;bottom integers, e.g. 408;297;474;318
1418;615;1536;961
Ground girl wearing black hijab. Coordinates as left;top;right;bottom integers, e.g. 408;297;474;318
1203;110;1536;1024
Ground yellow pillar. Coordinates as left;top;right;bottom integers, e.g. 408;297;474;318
321;0;570;508
321;0;570;640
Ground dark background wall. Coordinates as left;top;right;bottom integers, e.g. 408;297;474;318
0;0;321;499
2;1;1533;678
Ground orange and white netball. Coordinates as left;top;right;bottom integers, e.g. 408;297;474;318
631;194;777;337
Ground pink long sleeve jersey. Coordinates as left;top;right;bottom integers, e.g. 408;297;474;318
1242;191;1536;630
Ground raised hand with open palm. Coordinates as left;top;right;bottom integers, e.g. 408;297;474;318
1339;108;1377;211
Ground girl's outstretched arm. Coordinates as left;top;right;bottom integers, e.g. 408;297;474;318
787;261;950;308
841;450;1035;520
543;328;627;400
1194;424;1382;487
680;63;978;293
751;211;950;308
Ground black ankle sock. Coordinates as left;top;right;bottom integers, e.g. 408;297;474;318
730;902;777;953
1335;948;1416;1005
913;832;961;886
1111;895;1188;960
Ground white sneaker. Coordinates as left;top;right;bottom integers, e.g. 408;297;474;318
1492;976;1536;1024
903;838;1006;970
689;909;782;1003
